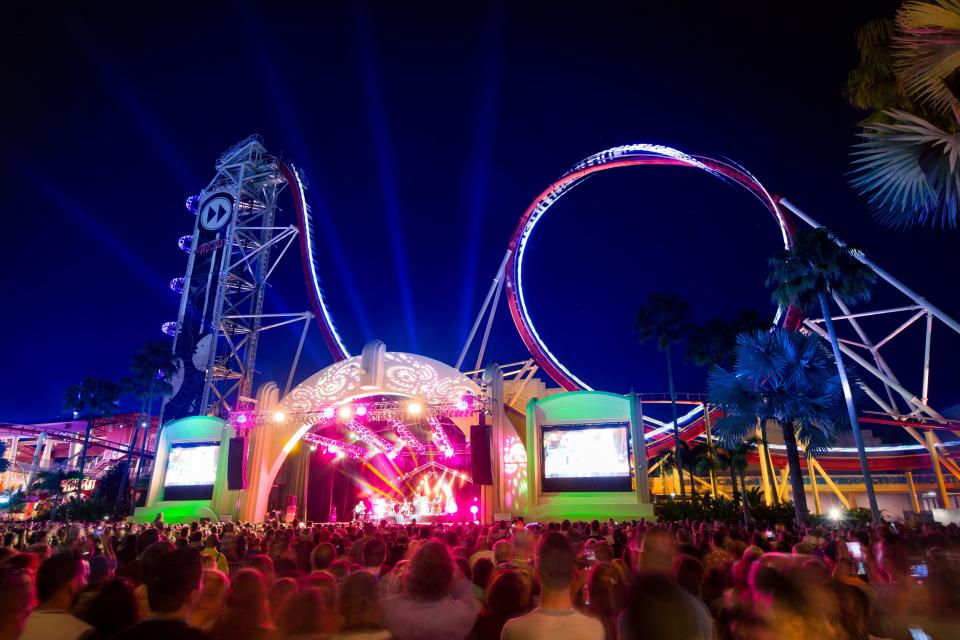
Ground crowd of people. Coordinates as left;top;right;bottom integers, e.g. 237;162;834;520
0;514;957;640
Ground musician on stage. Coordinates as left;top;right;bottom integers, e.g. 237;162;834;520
353;501;367;522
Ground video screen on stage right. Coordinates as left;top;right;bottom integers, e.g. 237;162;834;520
540;422;632;492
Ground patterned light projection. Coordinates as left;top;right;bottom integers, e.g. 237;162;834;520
501;435;528;510
281;352;478;413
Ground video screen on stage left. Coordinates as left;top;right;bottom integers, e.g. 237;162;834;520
163;442;220;500
541;423;632;492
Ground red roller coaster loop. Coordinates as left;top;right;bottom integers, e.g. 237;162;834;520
503;144;799;391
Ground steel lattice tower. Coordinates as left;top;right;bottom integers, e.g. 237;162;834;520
164;136;314;420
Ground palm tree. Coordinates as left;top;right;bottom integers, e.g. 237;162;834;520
846;2;960;229
717;437;758;526
685;309;770;370
123;341;176;512
64;378;122;495
767;227;881;524
709;328;851;526
686;309;769;503
678;440;699;498
636;292;691;497
691;441;719;498
653;449;681;496
31;469;81;521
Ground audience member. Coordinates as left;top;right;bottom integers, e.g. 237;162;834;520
381;540;480;640
21;553;93;640
113;548;208;640
501;532;604;640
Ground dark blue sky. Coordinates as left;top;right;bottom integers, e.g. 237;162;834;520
4;1;959;422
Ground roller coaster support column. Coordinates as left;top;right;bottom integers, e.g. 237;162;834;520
756;424;773;506
26;433;46;495
704;406;717;498
776;466;789;503
808;452;821;516
809;458;851;509
456;251;512;372
925;430;950;509
905;471;920;513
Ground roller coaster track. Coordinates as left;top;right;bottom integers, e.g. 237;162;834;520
285;141;960;474
457;144;960;474
278;160;351;362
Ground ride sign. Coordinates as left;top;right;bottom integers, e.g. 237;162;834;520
199;193;234;231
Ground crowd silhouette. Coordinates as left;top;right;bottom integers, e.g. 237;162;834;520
0;515;957;640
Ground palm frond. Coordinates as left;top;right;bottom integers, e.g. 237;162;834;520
851;108;960;228
847;18;905;113
636;292;691;351
895;0;960;116
712;414;758;448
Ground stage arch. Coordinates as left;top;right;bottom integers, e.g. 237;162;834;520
240;342;481;521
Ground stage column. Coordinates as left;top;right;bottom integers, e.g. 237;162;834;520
5;438;19;491
628;393;649;503
483;363;506;523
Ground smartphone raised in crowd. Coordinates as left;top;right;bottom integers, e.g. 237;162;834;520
845;541;863;559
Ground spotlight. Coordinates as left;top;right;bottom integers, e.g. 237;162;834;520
322;407;335;419
470;505;479;516
272;411;285;423
386;450;397;461
310;444;317;452
444;447;454;458
829;508;842;521
328;444;339;454
407;401;423;416
140;421;147;428
235;413;248;425
455;399;468;411
355;404;368;417
338;405;353;419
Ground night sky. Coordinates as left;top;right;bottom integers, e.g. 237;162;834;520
4;1;959;423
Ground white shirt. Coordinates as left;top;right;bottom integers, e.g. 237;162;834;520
501;608;604;640
21;609;94;640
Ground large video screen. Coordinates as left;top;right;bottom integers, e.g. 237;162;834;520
163;442;219;500
541;423;632;492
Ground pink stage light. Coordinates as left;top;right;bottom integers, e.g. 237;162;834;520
322;407;335;419
455;399;468;411
444;447;454;458
469;505;479;515
354;404;368;417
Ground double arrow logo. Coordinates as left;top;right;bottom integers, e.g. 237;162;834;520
200;195;234;231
